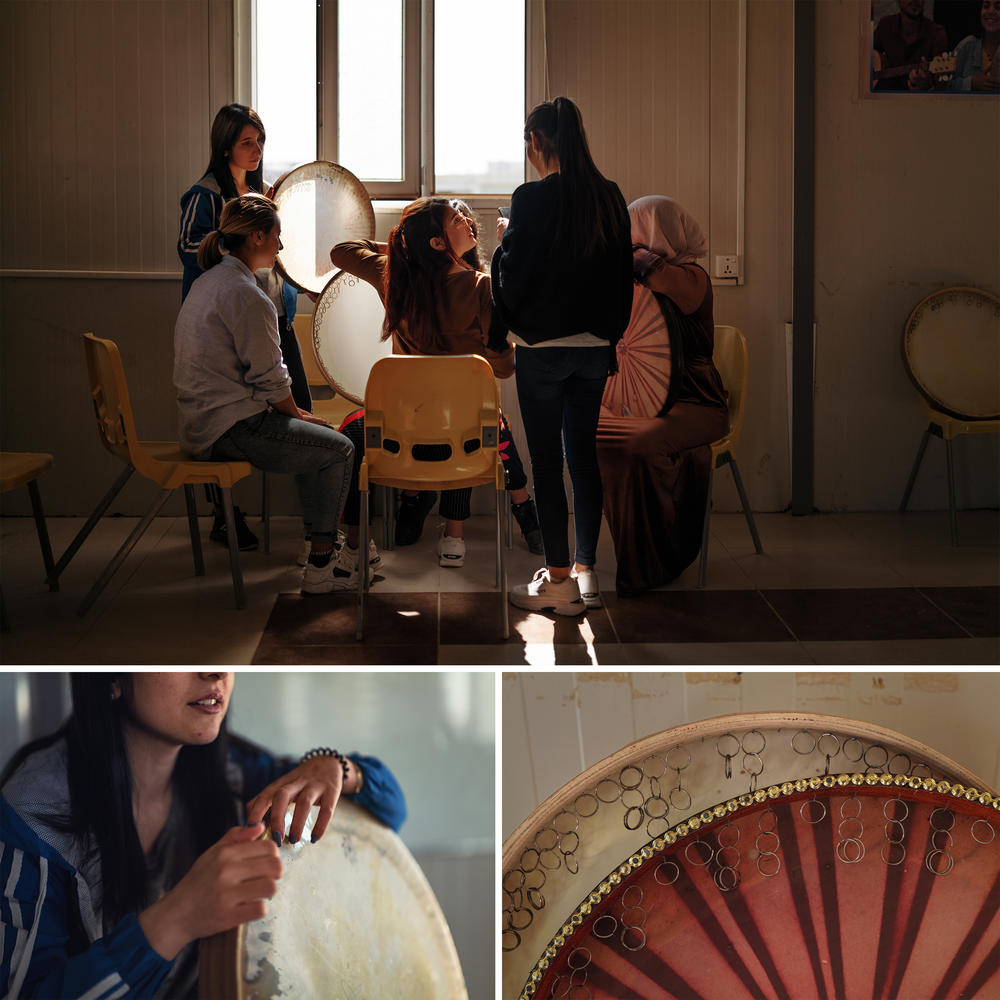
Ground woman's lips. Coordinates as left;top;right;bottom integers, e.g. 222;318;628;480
189;697;223;714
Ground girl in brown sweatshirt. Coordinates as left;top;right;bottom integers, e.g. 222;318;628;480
331;197;542;567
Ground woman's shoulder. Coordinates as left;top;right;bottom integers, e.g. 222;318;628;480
181;173;222;202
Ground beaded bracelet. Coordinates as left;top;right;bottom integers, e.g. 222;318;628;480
302;746;350;788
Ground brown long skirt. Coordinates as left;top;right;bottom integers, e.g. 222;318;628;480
596;403;728;595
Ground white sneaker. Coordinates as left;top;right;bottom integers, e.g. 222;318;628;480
571;568;602;608
437;534;466;568
302;544;368;593
510;568;585;616
302;531;380;569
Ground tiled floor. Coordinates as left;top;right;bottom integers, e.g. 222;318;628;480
1;508;997;665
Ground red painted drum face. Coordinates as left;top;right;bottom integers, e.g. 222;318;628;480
903;287;1000;420
313;273;394;406
527;783;999;1000
271;161;375;296
602;285;673;419
502;712;998;1000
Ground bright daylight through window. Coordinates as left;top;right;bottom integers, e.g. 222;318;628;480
253;0;525;197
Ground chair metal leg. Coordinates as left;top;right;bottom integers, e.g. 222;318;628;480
697;466;715;589
78;487;174;615
945;437;958;546
899;426;932;513
506;494;513;550
261;470;271;554
50;463;135;585
220;489;246;609
26;479;57;592
184;484;205;576
497;488;509;639
728;456;762;554
383;486;396;550
357;489;369;640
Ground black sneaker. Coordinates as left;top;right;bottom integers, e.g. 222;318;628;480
395;491;438;546
209;507;259;552
511;498;544;555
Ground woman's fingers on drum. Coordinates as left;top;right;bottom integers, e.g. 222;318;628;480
288;789;324;843
307;793;338;843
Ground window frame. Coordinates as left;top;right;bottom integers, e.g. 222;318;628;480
237;0;531;203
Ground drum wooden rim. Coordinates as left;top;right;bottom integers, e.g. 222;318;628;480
504;711;993;869
901;285;1000;420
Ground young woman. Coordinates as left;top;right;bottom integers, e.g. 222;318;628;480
597;196;730;594
174;194;356;594
949;0;1000;91
177;103;312;552
492;96;633;615
330;197;543;568
0;673;405;999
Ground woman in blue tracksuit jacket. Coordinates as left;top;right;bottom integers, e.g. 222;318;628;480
0;673;406;999
178;104;314;553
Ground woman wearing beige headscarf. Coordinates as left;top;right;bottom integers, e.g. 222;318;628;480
596;196;729;594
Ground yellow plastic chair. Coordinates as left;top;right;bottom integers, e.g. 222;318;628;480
50;334;255;614
697;325;763;588
898;286;1000;545
0;452;58;630
357;355;509;640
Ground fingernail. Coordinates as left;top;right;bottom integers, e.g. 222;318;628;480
288;835;299;845
272;831;283;847
310;834;318;844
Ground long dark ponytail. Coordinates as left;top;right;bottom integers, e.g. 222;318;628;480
524;96;622;256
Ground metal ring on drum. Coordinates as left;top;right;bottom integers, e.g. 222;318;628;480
312;274;394;406
200;801;467;999
270;161;376;297
501;711;998;1000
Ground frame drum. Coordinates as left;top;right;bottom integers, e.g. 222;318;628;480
313;273;394;406
501;711;995;1000
202;801;467;1000
271;161;376;296
902;286;1000;420
602;285;675;419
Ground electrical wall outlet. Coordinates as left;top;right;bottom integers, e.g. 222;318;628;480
715;254;739;278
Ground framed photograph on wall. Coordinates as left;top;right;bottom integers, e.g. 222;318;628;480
863;0;999;95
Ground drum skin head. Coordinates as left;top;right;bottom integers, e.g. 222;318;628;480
202;801;467;1000
603;284;673;419
902;286;1000;420
272;161;375;296
313;273;394;405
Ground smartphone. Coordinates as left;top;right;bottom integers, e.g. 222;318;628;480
497;206;509;219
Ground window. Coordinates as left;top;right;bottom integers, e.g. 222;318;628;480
247;0;526;199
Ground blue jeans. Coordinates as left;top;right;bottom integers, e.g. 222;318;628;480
515;345;609;568
211;409;354;536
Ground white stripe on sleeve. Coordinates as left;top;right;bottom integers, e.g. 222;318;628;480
6;855;47;1000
